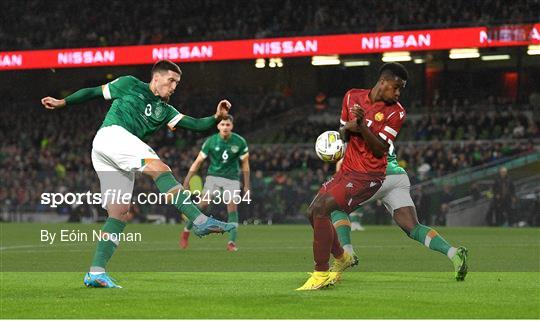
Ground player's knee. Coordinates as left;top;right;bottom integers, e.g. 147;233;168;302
393;206;418;234
143;159;171;178
153;159;171;172
107;204;131;222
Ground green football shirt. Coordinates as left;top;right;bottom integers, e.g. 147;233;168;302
100;76;183;141
201;133;249;180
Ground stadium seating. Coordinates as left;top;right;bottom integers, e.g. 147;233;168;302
1;0;537;51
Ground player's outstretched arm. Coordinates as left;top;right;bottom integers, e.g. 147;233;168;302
175;100;232;131
41;86;103;109
183;152;206;189
176;115;218;131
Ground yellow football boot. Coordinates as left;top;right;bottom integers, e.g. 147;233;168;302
296;271;332;291
328;251;359;283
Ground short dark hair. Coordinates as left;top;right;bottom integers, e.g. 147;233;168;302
151;60;182;76
378;62;408;81
220;115;234;123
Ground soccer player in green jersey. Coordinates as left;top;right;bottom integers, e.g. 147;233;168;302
180;115;250;251
329;145;469;283
41;60;236;288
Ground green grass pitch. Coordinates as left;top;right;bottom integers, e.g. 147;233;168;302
1;223;539;318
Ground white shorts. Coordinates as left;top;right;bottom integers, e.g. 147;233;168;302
91;125;160;209
360;174;415;215
202;176;241;200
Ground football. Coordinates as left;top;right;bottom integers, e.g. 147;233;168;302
315;130;344;162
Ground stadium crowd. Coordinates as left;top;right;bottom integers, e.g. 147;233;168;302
1;99;536;223
1;0;537;51
276;103;539;143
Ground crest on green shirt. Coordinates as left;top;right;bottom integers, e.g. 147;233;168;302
154;104;163;118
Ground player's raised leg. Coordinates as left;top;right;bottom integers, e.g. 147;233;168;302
144;159;236;236
393;206;468;281
180;190;240;251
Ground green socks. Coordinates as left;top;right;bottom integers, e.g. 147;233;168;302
228;211;239;242
409;224;456;259
90;217;126;271
155;172;204;222
331;210;352;253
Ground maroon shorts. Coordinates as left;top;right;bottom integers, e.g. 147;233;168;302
318;170;384;213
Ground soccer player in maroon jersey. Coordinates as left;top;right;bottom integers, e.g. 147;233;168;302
297;63;410;290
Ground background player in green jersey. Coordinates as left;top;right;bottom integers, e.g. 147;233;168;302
181;115;250;251
330;141;468;283
41;60;236;288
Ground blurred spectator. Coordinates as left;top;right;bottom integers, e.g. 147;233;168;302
250;170;268;222
373;200;389;225
314;92;328;112
413;185;432;225
485;167;517;226
470;182;482;202
436;185;453;226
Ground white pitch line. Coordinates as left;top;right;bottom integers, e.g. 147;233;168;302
0;244;418;253
2;242;537;252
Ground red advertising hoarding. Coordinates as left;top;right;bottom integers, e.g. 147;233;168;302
1;24;538;70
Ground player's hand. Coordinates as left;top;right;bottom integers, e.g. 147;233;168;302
351;104;365;122
41;97;66;109
338;126;350;142
215;99;231;118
